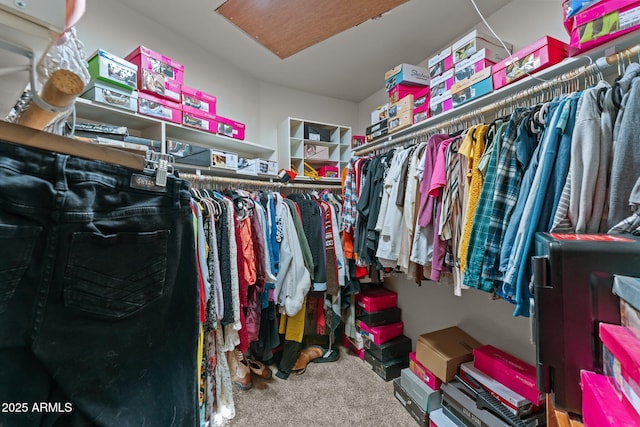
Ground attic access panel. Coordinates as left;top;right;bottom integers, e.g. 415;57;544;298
215;0;408;59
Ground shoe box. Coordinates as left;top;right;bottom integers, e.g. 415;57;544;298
400;367;443;414
355;287;398;312
364;349;409;381
441;381;510;427
356;306;402;327
358;321;404;346
363;334;412;362
392;377;429;427
409;352;442;391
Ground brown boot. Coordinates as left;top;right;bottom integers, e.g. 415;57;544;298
227;349;253;390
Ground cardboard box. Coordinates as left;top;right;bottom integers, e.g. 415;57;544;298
210;150;238;170
600;322;640;416
430;92;453;117
401;368;443;413
428;408;459;427
366;127;388;142
237;158;277;175
613;275;640;339
415;326;482;382
492;36;569;90
356;306;402;327
356;287;398;312
87;49;137;91
139;68;181;102
460;361;532;415
371;104;389;125
364;349;408;381
215;115;246;140
137;91;182;123
428;47;454;78
181;85;216;115
363;334;412;363
125;45;185;84
388;84;426;104
430;69;454;98
182;110;217;133
454;48;495;83
581;370;640;427
304;144;330;161
388;95;414;119
410;352;443;391
393;378;429;427
473;344;544;406
569;0;640;54
451;67;493;108
167;140;210;167
388;111;413;133
358;321;404;346
81;80;138;112
385;63;430;90
451;29;512;64
366;119;388;138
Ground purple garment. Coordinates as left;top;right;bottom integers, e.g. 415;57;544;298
417;134;449;228
429;137;455;282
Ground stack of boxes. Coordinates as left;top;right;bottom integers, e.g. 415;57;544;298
354;287;411;382
580;275;640;426
384;63;430;134
85;49;139;113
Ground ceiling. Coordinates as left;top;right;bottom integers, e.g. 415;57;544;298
114;0;512;103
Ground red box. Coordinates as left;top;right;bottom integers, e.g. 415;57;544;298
492;36;569;90
125;45;185;84
388;84;428;104
600;323;640;415
355;287;398;312
581;370;640;426
181;85;216;115
473;344;544;406
213;114;245;140
358;321;403;345
318;165;338;178
413;104;430;124
409;351;442;391
182;110;217;133
569;0;640;55
138;69;181;102
412;87;430;110
137;91;182;124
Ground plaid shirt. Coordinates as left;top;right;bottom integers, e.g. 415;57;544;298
341;158;358;232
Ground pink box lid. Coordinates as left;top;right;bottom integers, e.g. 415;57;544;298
581;370;640;426
182;105;216;120
181;85;217;103
573;0;640;28
213;114;245;129
493;36;569;72
125;45;185;72
600;323;640;385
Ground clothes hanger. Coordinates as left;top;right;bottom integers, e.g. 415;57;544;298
0;120;145;170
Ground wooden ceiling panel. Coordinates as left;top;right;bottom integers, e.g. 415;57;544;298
216;0;409;59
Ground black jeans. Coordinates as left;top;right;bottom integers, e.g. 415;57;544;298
0;141;199;426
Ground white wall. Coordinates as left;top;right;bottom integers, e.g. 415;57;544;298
76;1;358;159
356;0;568;364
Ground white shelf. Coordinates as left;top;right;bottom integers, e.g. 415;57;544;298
166;121;273;156
175;163;278;181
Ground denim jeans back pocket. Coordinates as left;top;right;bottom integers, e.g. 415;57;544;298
63;230;170;320
0;224;42;314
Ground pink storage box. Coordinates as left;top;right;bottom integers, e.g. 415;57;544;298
430;92;452;117
428;47;454;79
409;351;442;391
182;110;217;133
358;321;403;345
581;370;640;427
473;344;545;406
125;45;185;84
181;85;217;115
430;68;454;98
600;323;640;416
355;287;398;312
569;0;640;55
493;36;569;90
388;84;427;104
318;165;339;178
454;48;495;83
138;69;181;102
412;87;431;110
137;91;182;124
413;104;430;124
214;114;245;140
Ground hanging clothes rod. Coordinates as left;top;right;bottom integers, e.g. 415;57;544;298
354;42;640;156
180;172;342;190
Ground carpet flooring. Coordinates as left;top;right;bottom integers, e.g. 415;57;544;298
227;346;417;426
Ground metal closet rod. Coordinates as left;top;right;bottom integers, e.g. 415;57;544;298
354;43;640;156
180;172;342;189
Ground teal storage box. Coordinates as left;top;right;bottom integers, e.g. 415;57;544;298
88;49;138;91
81;81;138;112
451;67;493;108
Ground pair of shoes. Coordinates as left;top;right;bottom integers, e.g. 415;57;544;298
227;349;253;390
291;345;325;375
246;358;272;379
